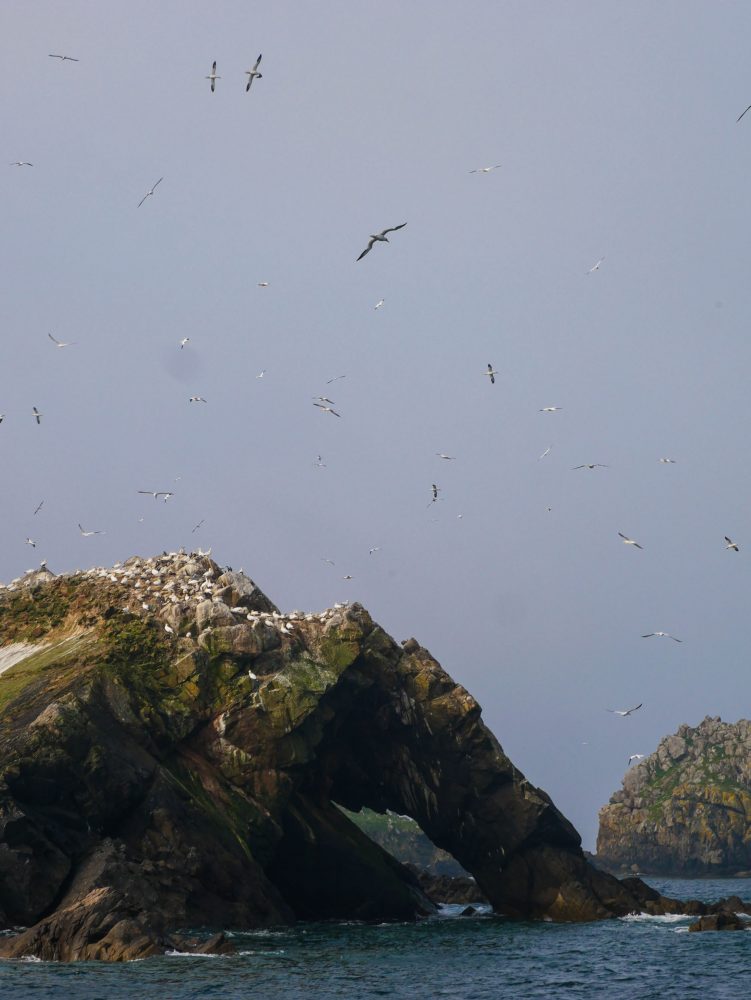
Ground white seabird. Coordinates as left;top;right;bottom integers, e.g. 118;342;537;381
628;754;645;765
587;257;605;273
245;53;262;92
48;54;79;61
206;61;220;92
607;704;642;717
573;464;608;470
189;396;207;403
538;446;552;460
25;538;36;548
436;453;455;460
179;338;190;349
725;536;740;552
313;403;340;417
48;333;75;348
539;407;562;413
78;523;105;536
642;632;682;642
618;531;643;549
469;164;502;173
356;223;407;261
484;364;498;384
9;161;33;167
138;177;163;208
659;457;676;464
32;406;42;424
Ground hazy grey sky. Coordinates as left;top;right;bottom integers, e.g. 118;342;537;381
3;1;751;849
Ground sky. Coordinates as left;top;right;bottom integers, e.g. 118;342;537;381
3;0;751;850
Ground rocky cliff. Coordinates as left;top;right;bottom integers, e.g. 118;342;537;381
597;716;751;876
0;551;677;960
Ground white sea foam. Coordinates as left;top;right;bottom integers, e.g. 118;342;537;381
164;950;222;958
621;912;691;923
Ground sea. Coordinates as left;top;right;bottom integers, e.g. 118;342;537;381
1;878;750;1000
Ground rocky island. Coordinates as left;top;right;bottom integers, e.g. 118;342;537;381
597;716;751;876
0;552;732;960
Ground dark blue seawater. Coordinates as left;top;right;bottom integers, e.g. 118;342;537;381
2;879;751;1000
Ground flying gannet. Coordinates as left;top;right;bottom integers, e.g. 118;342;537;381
539;407;562;413
245;54;262;92
138;177;163;208
356;223;407;261
725;536;740;552
607;704;642;717
206;61;220;92
189;396;207;403
587;257;605;273
659;457;676;464
573;464;608;470
179;338;190;349
737;105;751;123
48;333;75;347
33;500;44;515
32;406;42;424
313;403;340;417
618;531;643;549
78;523;105;536
9;161;33;167
628;754;645;765
484;364;498;384
642;632;682;642
469;164;502;173
49;54;79;62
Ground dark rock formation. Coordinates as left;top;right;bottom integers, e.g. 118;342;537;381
406;866;488;904
689;913;750;932
0;552;710;961
597;716;751;875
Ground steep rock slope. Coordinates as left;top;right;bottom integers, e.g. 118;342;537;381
0;552;659;960
597;716;751;875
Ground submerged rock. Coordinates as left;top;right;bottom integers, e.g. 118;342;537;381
597;716;751;876
0;551;707;961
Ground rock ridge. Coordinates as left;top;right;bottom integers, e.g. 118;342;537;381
597;715;751;875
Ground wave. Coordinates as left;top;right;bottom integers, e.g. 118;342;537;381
620;912;692;923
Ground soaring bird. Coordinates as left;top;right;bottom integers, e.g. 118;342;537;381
179;338;190;349
189;396;207;403
9;161;33;167
206;61;220;92
245;54;262;92
78;523;104;536
607;704;642;717
313;402;340;417
138;490;174;500
618;531;643;549
659;457;676;464
48;333;75;348
587;257;605;273
32;406;42;424
48;54;79;61
469;164;502;173
628;754;645;766
539;406;562;413
138;176;163;208
642;632;682;642
431;484;440;502
725;536;740;552
436;453;456;460
33;500;44;515
484;364;498;384
737;105;751;123
356;223;407;261
25;538;36;548
538;446;552;460
573;464;608;470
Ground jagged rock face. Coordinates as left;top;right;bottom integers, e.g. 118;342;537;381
597;716;751;876
0;552;650;961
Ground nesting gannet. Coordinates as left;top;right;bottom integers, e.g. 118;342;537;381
32;406;42;424
245;54;262;92
642;632;682;642
573;464;608;470
484;364;498;384
539;407;562;413
356;223;407;261
618;532;643;549
737;105;751;123
628;754;645;765
138;177;163;208
725;536;740;552
189;396;207;403
607;704;642;717
313;402;340;417
164;624;174;635
78;523;104;536
48;333;75;347
9;161;33;167
469;164;502;173
48;54;79;61
206;61;220;92
587;257;605;273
